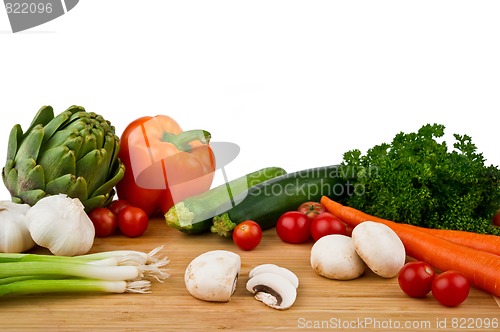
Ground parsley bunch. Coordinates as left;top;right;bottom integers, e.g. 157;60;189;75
340;124;500;235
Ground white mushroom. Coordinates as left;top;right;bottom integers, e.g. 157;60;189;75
184;250;241;302
351;221;406;278
249;264;299;289
310;234;366;280
246;272;297;310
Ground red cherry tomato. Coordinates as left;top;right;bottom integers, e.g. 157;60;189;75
493;210;500;227
108;199;131;217
276;211;311;244
431;270;470;307
310;212;347;241
232;220;262;251
398;261;436;298
88;207;118;237
297;202;326;219
118;206;149;238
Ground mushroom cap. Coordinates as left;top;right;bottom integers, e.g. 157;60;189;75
352;221;406;278
246;272;297;310
310;234;366;280
184;250;241;302
249;264;299;289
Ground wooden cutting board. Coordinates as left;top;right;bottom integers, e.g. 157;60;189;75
0;218;498;332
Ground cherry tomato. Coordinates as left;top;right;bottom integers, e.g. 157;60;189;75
232;220;262;251
310;212;347;241
492;210;500;227
118;206;149;238
108;199;131;217
88;207;118;237
297;202;326;219
431;270;470;307
276;211;311;244
398;261;435;298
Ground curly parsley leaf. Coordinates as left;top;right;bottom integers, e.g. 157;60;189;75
339;124;500;235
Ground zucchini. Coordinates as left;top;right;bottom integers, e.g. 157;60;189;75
210;165;348;237
164;167;287;233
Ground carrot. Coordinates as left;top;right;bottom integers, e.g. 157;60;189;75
319;197;500;256
410;227;500;256
320;196;500;297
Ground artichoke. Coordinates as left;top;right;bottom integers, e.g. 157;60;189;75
2;105;125;212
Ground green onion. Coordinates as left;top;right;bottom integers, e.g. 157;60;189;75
0;275;64;285
0;245;166;266
0;246;169;297
0;261;142;281
0;279;151;296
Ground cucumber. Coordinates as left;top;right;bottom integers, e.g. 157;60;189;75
210;165;348;237
164;167;287;233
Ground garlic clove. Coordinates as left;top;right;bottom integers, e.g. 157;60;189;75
26;194;95;256
0;201;35;253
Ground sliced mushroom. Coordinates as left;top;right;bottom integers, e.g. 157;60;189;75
184;250;241;302
246;272;297;310
249;264;299;289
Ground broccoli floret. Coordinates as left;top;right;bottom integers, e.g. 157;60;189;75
211;213;237;237
340;123;500;235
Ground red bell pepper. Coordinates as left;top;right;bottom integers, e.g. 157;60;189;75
116;115;215;216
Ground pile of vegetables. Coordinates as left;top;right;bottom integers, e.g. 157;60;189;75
339;123;500;235
2;105;500;310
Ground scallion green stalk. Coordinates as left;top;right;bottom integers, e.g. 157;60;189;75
0;279;151;296
0;275;63;285
0;245;166;266
0;261;142;281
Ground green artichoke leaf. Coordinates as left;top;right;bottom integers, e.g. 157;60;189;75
24;106;54;136
64;105;86;116
3;161;18;196
14;124;44;163
77;130;98;161
102;131;119;177
76;148;107;194
41;129;82;152
17;189;46;206
45;174;87;203
41;109;74;145
6;124;23;161
16;158;45;193
84;194;111;213
38;145;76;183
91;161;125;199
92;127;105;150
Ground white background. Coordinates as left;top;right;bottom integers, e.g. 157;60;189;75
1;1;499;200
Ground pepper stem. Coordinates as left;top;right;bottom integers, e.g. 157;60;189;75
162;130;211;151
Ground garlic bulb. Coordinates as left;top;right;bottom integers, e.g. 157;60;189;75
26;194;95;256
0;201;35;253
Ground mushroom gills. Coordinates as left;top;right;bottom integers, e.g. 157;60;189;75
246;272;297;310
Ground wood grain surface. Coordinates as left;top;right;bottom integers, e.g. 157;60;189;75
0;218;498;332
